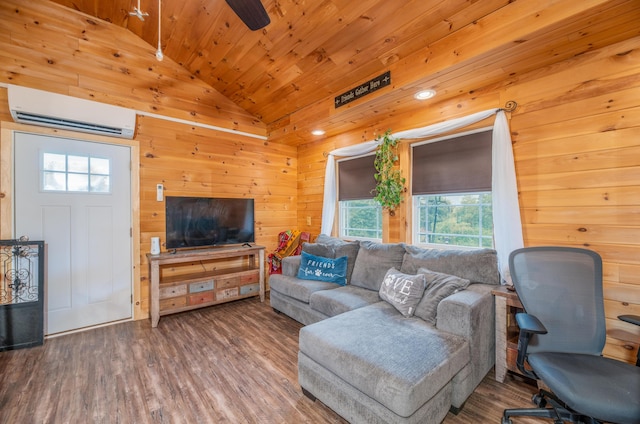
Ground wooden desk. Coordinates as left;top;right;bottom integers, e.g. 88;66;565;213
492;286;524;382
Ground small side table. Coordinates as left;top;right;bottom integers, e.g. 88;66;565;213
492;286;525;382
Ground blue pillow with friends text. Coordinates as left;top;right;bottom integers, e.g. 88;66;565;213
297;251;348;286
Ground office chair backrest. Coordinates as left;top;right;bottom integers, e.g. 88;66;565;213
509;247;606;355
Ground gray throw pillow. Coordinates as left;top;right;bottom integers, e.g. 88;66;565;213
379;268;426;318
350;241;406;291
414;267;470;324
401;245;499;285
301;242;333;258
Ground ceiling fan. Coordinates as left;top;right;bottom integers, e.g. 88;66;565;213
224;0;271;31
130;0;270;62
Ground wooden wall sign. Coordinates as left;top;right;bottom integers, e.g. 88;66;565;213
334;71;391;108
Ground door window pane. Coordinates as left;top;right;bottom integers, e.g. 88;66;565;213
67;155;89;173
90;157;110;175
90;175;110;193
67;173;89;192
43;171;66;191
43;153;66;172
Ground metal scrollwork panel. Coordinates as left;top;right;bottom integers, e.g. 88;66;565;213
0;242;41;305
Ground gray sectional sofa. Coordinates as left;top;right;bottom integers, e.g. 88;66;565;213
269;235;500;424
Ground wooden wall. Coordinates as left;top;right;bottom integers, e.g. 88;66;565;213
0;0;298;320
294;36;640;364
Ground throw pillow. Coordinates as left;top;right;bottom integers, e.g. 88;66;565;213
301;242;334;258
301;239;360;283
414;267;470;324
378;268;426;318
297;251;348;286
350;241;406;291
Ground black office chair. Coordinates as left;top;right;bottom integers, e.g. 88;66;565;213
502;246;640;424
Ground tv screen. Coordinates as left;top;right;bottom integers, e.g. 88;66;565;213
165;196;255;249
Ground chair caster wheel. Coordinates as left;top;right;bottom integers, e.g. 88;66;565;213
501;417;512;424
532;393;547;408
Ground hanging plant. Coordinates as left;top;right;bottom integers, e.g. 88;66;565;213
373;130;405;215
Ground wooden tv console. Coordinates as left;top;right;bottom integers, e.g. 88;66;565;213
147;245;265;328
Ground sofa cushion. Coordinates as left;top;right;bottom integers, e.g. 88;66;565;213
297;251;348;285
309;285;381;317
415;268;470;325
268;274;339;304
301;242;333;258
299;302;469;417
304;235;360;283
401;245;499;285
379;268;426;318
350;241;406;291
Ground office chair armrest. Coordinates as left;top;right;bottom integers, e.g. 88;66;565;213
619;315;640;366
618;315;640;327
514;313;548;379
516;312;548;335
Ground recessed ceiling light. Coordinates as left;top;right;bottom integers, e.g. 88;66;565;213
311;129;326;136
414;89;436;100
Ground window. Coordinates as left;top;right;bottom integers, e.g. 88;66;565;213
338;154;382;240
412;130;493;249
42;152;111;193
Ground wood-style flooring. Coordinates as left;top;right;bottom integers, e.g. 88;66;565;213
0;296;546;423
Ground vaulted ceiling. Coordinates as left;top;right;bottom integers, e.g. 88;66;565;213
47;0;640;144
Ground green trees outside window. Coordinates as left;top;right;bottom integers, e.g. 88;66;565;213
414;192;493;248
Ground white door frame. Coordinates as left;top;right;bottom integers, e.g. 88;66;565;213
0;121;142;330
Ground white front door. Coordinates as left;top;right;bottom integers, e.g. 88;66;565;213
14;132;132;334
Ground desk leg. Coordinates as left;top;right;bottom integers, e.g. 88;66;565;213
494;295;508;382
150;262;160;328
259;249;265;302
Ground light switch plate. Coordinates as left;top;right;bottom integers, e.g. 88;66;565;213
156;184;164;201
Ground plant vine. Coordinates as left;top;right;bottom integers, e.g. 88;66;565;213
372;130;405;214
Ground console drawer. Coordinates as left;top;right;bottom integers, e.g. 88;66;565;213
189;280;214;293
240;283;260;296
160;296;187;310
188;292;215;305
159;284;187;299
218;287;239;300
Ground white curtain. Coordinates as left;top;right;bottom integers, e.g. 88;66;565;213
321;140;381;236
320;108;523;282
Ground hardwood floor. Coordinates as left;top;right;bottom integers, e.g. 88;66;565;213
0;296;546;423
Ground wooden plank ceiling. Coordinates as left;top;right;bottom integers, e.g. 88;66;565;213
47;0;640;144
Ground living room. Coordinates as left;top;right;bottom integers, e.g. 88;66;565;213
0;0;638;422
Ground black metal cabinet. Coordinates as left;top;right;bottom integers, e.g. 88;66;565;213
0;240;45;351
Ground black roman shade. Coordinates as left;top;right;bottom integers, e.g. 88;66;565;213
412;131;492;195
338;154;377;201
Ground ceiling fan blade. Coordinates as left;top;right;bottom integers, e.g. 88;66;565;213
224;0;270;31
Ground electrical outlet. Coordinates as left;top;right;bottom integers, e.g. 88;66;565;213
306;216;311;225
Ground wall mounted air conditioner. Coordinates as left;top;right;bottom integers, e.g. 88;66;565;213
8;85;136;139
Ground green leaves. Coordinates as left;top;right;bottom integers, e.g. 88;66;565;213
373;130;405;213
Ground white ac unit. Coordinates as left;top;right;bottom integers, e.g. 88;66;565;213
8;85;136;139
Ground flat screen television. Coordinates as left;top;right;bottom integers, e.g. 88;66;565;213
165;196;255;249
